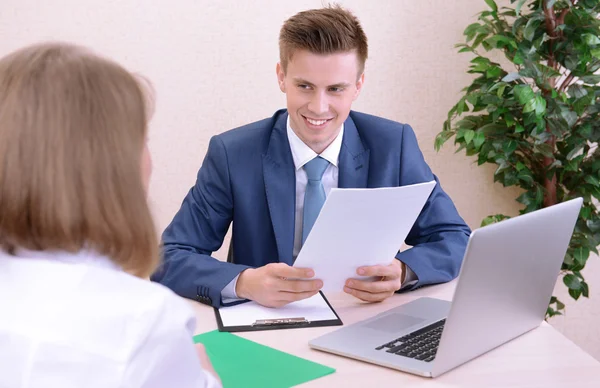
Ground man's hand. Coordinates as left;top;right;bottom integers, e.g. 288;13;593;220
344;259;405;302
236;263;323;308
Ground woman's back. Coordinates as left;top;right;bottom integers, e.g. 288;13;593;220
0;249;218;388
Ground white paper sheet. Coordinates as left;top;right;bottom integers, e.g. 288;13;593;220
293;180;436;291
218;292;337;327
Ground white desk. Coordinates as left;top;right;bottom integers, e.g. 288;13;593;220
188;281;600;387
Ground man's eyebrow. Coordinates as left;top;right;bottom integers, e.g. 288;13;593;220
328;82;352;88
292;78;351;88
292;77;315;86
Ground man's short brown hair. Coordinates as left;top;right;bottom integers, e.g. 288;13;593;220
279;5;368;75
0;42;158;278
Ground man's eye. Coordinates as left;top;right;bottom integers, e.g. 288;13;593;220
329;87;343;92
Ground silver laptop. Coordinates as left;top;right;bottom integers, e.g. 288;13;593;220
309;198;582;378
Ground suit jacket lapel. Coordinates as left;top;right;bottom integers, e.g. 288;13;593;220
262;113;296;265
338;115;370;188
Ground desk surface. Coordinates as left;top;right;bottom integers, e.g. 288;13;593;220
189;281;600;387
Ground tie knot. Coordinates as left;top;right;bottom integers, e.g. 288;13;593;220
303;156;329;181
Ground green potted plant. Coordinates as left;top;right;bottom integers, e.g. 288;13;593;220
436;0;600;317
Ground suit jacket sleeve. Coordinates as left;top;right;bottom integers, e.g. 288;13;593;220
395;124;471;289
151;136;251;307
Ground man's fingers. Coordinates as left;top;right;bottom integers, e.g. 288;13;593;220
268;263;315;279
277;290;320;303
278;278;323;293
343;286;392;302
346;278;398;294
356;262;400;278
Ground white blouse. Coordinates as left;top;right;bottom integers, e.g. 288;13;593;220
0;249;220;388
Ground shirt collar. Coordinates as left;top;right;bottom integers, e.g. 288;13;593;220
0;248;122;271
286;115;344;171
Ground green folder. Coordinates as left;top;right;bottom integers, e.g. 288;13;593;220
193;330;335;387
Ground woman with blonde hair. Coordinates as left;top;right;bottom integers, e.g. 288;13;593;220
0;42;220;387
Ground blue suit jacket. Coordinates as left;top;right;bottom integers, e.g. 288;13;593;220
152;110;471;307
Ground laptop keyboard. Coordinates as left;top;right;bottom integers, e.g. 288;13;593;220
375;319;445;362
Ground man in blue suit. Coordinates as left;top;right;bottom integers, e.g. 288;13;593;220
152;6;470;308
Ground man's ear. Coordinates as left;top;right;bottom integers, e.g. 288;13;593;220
354;72;365;101
276;62;286;93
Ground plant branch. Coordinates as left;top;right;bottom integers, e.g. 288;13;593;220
542;0;561;207
558;72;575;92
543;1;558;71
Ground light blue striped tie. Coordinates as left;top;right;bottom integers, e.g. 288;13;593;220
302;156;330;244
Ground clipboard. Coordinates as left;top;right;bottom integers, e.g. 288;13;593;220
214;291;343;332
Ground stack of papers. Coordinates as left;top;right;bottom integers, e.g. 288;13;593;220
294;181;436;290
218;292;338;327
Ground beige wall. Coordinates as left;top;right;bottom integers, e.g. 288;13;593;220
2;0;598;360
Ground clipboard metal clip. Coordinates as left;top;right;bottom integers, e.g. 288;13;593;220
252;317;309;326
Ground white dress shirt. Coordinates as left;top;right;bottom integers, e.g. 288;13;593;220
222;117;415;300
0;249;220;388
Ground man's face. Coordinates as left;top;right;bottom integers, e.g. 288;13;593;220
276;50;364;154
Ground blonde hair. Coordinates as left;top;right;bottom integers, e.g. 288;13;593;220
0;42;158;277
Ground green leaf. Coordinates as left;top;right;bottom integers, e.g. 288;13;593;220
591;48;600;59
580;75;600;84
515;124;525;133
585;175;600;186
434;130;453;151
582;281;589;298
457;99;468;115
523;95;546;115
480;214;510;227
535;143;554;158
582;33;600;46
484;0;498;12
581;206;591;220
563;274;582;290
536;186;544;205
464;129;475;144
497;83;507;97
573;246;590;266
569;288;582;300
524;18;540;41
502;72;522;82
513;51;525;65
486;66;502;78
518;169;534;184
473;132;486;149
515;0;527;16
517;191;533;206
503;140;518;154
516;162;526;171
574;95;592;116
464;23;482;41
566;144;584;160
535;96;547;116
485;35;517;50
478;124;505;137
456;118;476;129
472;33;489;49
466;93;479;105
514;85;535;105
568;84;588;99
560;109;578;128
565;55;579;69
